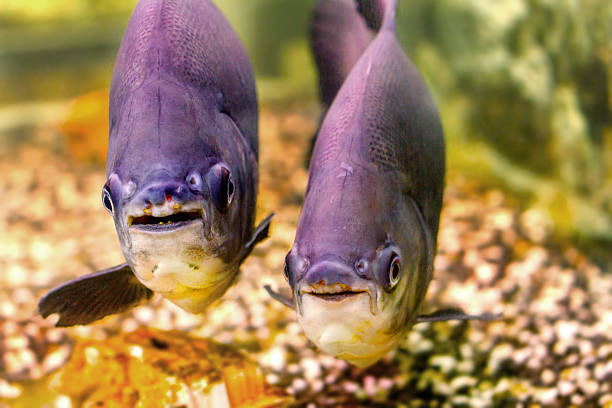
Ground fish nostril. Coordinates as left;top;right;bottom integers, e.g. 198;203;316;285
186;170;203;193
145;187;166;206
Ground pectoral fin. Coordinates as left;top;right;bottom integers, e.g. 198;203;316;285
416;308;502;323
239;213;274;263
264;284;295;310
38;263;154;327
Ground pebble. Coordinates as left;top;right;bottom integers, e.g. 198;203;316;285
450;376;477;391
133;306;155;325
2;117;611;407
430;355;457;374
259;346;286;372
456;360;475;374
557;380;576;396
53;395;72;408
0;379;22;399
486;343;513;374
580;379;599;396
343;381;360;394
536;387;558;405
594;361;612;381
42;345;71;373
291;378;308;394
540;369;555;385
301;358;322;382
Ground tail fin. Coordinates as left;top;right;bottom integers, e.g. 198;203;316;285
356;0;396;32
309;0;373;108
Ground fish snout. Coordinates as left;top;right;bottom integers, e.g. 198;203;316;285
299;260;370;299
135;180;190;208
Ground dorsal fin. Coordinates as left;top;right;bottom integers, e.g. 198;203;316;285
309;0;373;109
356;0;396;32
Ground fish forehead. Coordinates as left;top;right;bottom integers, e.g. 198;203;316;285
296;167;392;262
108;81;220;181
109;0;258;154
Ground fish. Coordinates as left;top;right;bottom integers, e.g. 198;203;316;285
265;0;500;367
39;0;272;327
304;0;374;166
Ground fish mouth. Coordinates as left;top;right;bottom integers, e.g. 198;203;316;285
301;283;369;303
128;209;203;232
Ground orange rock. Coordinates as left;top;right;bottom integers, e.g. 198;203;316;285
53;328;291;408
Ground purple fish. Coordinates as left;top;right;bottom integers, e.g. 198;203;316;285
39;0;272;327
266;0;499;367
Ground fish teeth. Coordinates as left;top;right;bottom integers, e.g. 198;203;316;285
303;282;368;295
125;204;203;225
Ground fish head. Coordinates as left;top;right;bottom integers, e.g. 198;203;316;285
285;171;432;367
101;89;250;312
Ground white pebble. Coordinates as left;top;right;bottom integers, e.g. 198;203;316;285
536;388;558;405
291;378;308;393
0;379;22;399
343;381;359;393
580;379;599;396
265;373;279;384
301;358;322;381
540;369;555;385
259;346;286;372
363;375;377;396
558;380;576;396
42;345;71;373
450;376;477;390
53;395;72;408
430;355;456;374
133;306;155;324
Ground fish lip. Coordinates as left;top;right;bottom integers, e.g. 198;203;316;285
127;207;204;233
128;217;202;233
300;283;370;303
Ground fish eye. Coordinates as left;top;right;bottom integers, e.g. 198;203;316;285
207;163;235;211
375;246;401;290
226;176;235;204
101;187;114;215
283;262;290;281
389;255;401;287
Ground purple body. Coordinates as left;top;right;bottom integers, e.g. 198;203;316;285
107;0;258;251
265;0;500;366
281;0;446;366
39;0;271;326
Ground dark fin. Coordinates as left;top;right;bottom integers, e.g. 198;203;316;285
38;263;153;327
310;0;373;108
239;213;274;263
415;308;503;323
264;284;295;310
356;0;396;32
307;0;374;169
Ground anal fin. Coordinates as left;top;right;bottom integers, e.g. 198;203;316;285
264;284;295;310
416;308;502;323
38;263;153;327
239;213;274;263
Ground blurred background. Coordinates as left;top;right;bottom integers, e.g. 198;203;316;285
0;1;611;407
1;0;610;261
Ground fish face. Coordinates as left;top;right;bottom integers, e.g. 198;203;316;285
102;161;241;312
286;184;431;367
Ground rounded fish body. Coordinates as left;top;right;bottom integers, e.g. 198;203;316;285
105;0;261;312
285;0;445;366
39;0;272;326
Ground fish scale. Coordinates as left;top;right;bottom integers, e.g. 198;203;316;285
39;0;272;327
266;0;499;367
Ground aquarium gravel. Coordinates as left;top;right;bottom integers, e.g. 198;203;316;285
0;105;610;407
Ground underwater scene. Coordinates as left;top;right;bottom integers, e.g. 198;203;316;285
0;0;610;407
